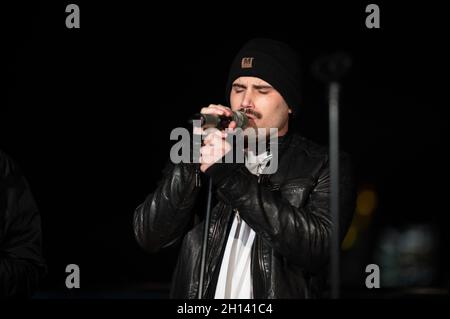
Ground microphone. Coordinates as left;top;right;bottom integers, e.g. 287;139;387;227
189;110;249;130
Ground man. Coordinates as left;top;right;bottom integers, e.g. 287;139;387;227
0;149;46;298
134;38;355;298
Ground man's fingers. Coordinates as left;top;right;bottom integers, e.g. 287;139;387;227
204;130;226;145
200;145;223;163
200;104;233;117
228;121;237;130
193;126;203;135
200;106;224;116
200;145;213;157
203;135;221;147
215;104;233;117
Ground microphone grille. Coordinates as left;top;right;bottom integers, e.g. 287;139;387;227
232;111;249;129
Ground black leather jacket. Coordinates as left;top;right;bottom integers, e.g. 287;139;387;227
0;150;46;298
133;132;355;298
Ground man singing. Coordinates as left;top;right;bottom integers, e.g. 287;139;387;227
134;38;355;298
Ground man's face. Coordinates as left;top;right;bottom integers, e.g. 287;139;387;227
230;76;291;136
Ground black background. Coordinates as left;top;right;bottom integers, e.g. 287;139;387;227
3;1;448;297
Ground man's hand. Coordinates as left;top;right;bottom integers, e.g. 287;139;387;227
198;104;237;172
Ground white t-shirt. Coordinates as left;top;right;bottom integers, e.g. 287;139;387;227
214;151;272;299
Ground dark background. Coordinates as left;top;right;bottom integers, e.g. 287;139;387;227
3;1;448;298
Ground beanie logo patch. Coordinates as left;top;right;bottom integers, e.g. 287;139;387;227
241;57;254;69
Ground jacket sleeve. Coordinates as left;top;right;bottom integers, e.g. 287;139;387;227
0;152;46;298
205;154;355;273
133;161;202;253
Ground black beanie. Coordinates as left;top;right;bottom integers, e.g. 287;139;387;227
226;38;302;115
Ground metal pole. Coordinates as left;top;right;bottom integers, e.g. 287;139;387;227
329;82;340;299
198;178;213;299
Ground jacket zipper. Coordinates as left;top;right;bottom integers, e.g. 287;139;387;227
257;236;268;298
195;166;201;188
201;203;225;297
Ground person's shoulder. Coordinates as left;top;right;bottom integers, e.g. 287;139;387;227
288;133;328;158
0;149;11;176
0;149;20;179
290;132;351;160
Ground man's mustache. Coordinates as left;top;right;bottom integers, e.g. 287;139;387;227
239;108;262;119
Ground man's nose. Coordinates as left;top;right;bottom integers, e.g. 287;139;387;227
240;90;255;109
